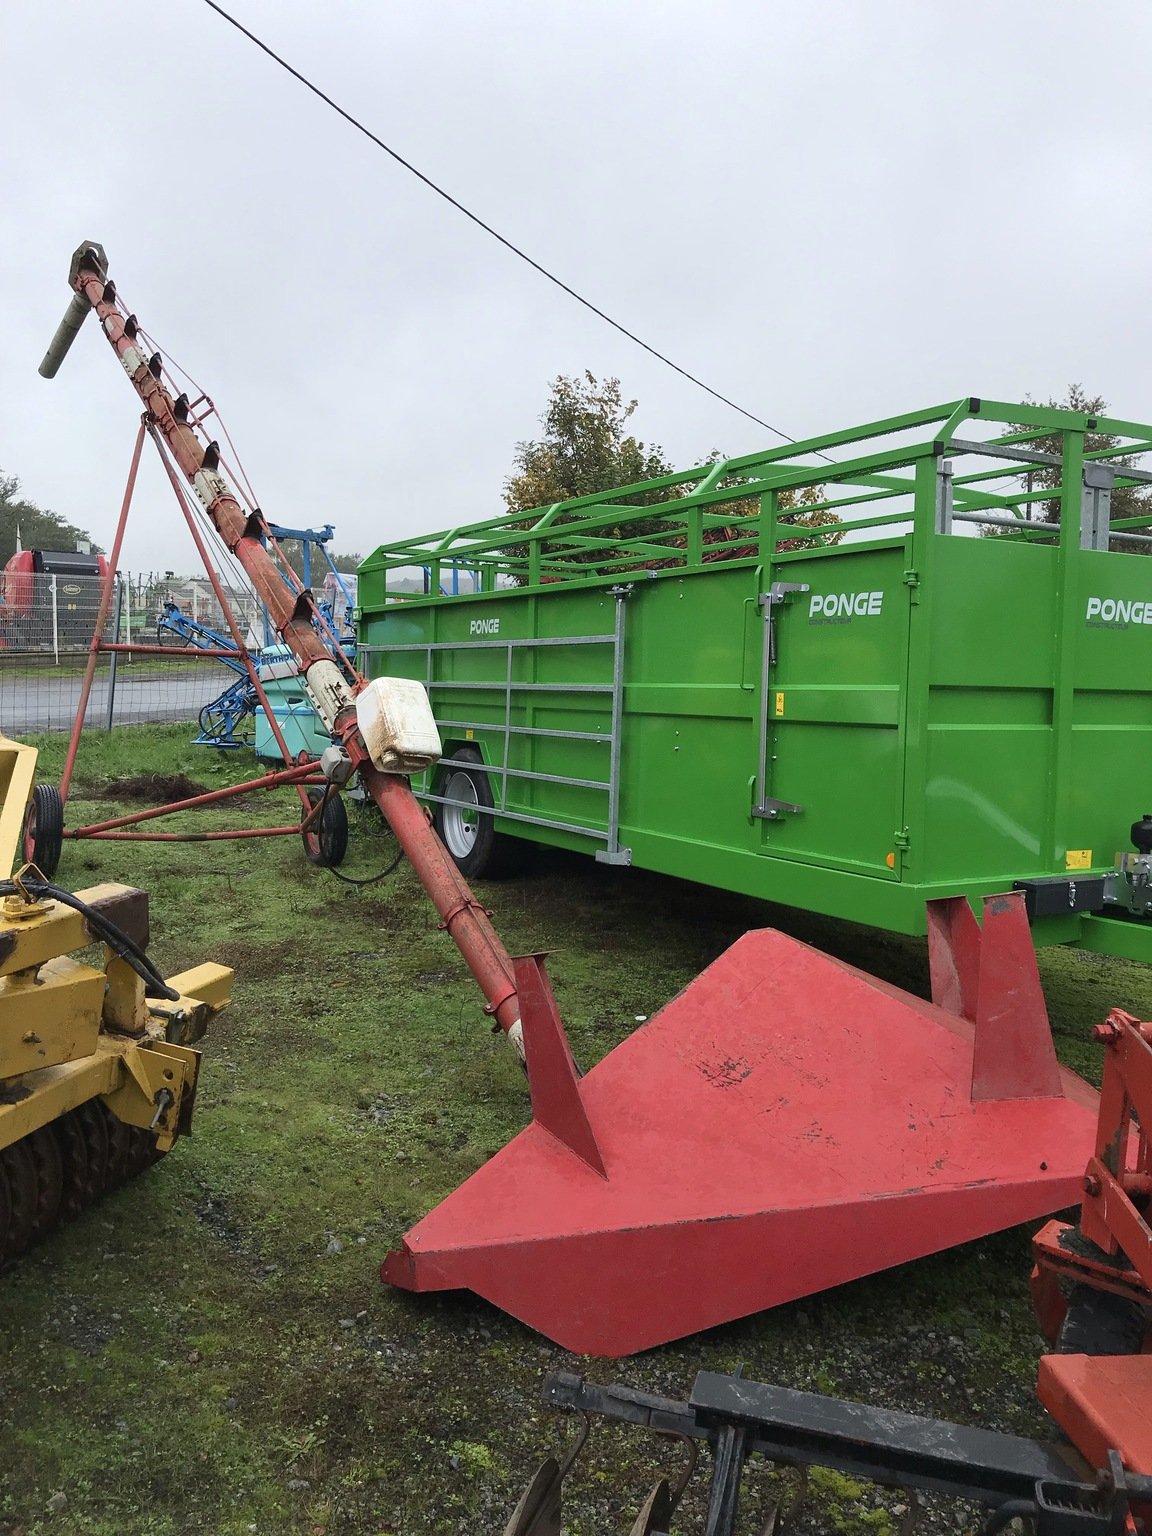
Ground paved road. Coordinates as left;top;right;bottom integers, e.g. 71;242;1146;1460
0;667;228;734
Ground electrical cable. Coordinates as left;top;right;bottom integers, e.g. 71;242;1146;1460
310;783;405;886
201;0;833;458
0;879;179;1000
325;849;405;887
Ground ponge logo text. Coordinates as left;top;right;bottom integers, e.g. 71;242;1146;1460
469;617;501;635
1085;597;1152;628
809;591;884;624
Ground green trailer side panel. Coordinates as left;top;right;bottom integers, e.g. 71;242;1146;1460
922;537;1057;885
762;543;910;878
1068;550;1152;871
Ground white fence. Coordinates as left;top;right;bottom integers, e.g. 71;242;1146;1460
0;573;262;736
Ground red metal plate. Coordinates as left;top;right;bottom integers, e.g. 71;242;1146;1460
1038;1354;1152;1474
383;928;1099;1356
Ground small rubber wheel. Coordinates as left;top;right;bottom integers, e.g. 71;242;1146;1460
1057;1283;1148;1355
22;783;63;877
301;788;349;868
433;748;519;879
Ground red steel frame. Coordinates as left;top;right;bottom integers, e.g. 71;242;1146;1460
52;244;524;1041
1031;1008;1152;1330
56;418;330;847
1029;1010;1152;1482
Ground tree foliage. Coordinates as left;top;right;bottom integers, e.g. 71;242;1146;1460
504;372;675;517
994;385;1152;539
276;540;361;585
503;372;841;573
0;472;101;565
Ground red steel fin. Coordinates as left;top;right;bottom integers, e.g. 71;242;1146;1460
514;953;606;1178
927;895;980;1021
928;892;1062;1101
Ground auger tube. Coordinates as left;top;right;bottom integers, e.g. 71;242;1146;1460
44;242;523;1049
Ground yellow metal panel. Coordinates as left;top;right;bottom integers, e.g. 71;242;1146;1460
103;954;147;1033
0;955;103;1077
0;1050;119;1148
149;963;233;1044
102;1039;199;1145
0;883;140;976
165;962;233;1011
0;734;37;879
0;1033;202;1150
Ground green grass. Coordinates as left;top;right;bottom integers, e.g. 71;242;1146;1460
1;726;1149;1534
1;656;226;680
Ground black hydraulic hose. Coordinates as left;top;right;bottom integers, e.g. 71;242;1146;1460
0;878;179;1000
979;1500;1038;1536
325;848;405;887
313;781;406;887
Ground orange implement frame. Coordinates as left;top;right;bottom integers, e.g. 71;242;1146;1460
1031;1011;1152;1485
40;241;524;1040
1032;1010;1152;1326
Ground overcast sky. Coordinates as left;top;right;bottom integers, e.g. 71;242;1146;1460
3;0;1152;574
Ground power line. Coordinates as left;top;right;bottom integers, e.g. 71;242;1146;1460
201;0;816;452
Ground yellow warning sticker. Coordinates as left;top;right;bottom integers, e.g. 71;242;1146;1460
1066;848;1092;870
774;692;785;717
465;728;475;740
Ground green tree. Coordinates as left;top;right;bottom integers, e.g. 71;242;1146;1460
0;472;101;565
990;385;1152;541
276;540;361;585
504;371;675;516
503;372;840;574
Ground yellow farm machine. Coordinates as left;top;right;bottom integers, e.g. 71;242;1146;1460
0;731;231;1263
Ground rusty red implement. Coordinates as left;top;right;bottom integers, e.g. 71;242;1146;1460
383;897;1098;1356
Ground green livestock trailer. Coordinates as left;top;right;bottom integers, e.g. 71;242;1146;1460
357;396;1152;963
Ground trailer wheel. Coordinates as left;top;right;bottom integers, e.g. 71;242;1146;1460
22;783;64;877
433;748;520;878
301;788;349;868
1056;1283;1148;1355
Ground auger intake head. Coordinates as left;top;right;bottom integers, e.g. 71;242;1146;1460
39;241;107;379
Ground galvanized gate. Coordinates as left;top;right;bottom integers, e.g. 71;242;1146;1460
359;586;632;864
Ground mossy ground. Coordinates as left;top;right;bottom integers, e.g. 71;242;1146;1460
2;726;1147;1535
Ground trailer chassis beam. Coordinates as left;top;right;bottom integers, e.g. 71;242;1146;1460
540;1371;1149;1536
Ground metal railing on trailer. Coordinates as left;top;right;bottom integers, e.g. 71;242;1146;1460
358;396;1152;591
358;584;632;864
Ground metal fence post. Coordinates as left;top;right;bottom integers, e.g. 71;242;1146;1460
105;574;124;730
49;576;60;664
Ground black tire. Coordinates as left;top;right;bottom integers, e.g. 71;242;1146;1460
1057;1283;1148;1355
433;748;520;879
301;788;349;868
26;1127;63;1242
22;783;63;878
0;1139;38;1262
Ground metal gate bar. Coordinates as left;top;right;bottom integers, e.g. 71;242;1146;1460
358;593;631;863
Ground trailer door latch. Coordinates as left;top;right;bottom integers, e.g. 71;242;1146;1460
761;581;810;608
756;797;804;820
